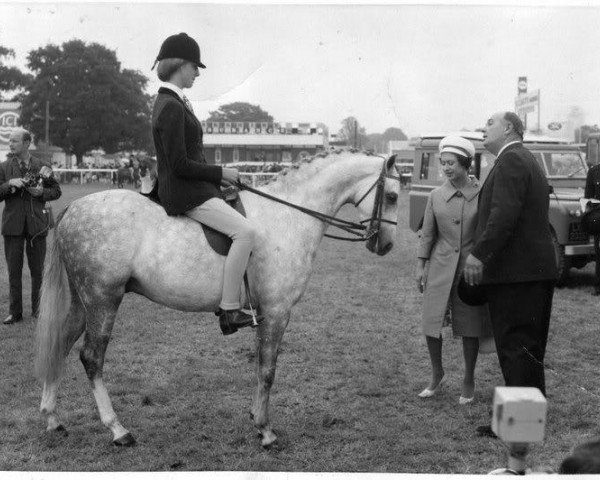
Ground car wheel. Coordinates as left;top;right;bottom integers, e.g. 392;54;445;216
551;231;570;286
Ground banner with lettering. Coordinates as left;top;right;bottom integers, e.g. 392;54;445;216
0;102;20;146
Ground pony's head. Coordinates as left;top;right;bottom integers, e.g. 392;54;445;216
354;155;400;256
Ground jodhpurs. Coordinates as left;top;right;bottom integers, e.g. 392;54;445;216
185;198;256;310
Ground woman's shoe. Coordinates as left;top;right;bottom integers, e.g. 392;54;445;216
417;376;445;398
459;395;474;405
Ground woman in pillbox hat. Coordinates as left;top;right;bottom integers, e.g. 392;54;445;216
415;135;494;405
151;33;262;336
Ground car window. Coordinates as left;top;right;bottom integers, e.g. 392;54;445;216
419;152;430;180
468;153;482;179
532;152;545;173
543;152;587;178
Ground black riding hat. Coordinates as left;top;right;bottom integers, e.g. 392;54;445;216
153;32;206;70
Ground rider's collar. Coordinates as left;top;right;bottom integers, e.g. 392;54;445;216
161;82;185;102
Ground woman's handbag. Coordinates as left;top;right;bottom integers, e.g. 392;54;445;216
581;201;600;235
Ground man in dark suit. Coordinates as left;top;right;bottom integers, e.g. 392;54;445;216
463;112;557;433
584;163;600;295
0;128;61;324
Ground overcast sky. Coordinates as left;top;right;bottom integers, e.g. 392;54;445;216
1;2;599;137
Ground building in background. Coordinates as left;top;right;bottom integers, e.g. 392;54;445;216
388;140;415;164
202;121;327;164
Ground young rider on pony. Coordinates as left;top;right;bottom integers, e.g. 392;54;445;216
151;32;259;335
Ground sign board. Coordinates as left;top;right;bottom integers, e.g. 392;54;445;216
0;102;20;146
547;122;562;131
518;76;527;94
515;89;540;131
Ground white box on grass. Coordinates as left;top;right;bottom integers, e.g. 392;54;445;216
492;387;547;443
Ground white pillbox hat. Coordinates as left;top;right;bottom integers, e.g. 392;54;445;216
439;135;476;159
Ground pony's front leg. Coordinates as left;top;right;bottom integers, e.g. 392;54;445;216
251;310;290;448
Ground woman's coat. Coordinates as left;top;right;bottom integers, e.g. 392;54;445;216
418;179;492;338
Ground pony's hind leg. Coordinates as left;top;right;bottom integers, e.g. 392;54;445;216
40;296;85;435
79;294;134;446
251;310;290;448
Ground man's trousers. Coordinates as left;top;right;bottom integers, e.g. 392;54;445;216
4;235;47;317
486;280;555;397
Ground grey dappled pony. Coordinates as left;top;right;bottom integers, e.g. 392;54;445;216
34;151;400;448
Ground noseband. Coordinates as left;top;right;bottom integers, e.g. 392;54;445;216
236;158;401;243
354;160;402;249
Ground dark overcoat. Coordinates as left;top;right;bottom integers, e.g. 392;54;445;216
151;87;223;215
584;163;600;200
471;143;558;284
0;155;61;237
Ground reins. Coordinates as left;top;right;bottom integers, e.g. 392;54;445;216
235;158;402;242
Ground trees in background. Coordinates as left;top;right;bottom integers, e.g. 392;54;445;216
19;40;153;165
0;46;31;101
337;117;407;152
337;116;367;148
206;102;273;122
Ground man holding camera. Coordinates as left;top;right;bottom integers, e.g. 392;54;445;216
0;128;61;324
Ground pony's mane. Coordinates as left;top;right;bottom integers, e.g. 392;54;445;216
263;148;384;192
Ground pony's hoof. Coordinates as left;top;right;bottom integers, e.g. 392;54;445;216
113;432;136;447
47;425;68;437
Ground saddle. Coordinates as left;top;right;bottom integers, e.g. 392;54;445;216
140;185;245;256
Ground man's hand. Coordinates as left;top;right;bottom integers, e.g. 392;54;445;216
463;254;483;286
8;178;25;189
26;185;43;197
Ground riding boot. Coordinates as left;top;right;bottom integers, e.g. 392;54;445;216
217;308;262;335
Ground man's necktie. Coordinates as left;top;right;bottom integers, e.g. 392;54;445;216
182;95;194;113
19;162;26;174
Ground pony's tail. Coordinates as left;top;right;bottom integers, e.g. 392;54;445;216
34;220;73;385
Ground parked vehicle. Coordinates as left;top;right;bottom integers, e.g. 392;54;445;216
408;131;594;284
586;132;600;166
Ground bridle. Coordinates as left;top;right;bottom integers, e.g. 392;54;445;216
235;157;402;246
353;158;402;250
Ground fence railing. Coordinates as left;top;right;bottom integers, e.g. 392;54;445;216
54;168;117;184
51;167;280;188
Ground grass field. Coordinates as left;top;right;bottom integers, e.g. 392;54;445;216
0;183;598;473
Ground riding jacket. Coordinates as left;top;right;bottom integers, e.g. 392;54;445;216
152;87;222;215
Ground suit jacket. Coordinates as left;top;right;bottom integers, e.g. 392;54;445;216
471;142;558;284
152;87;222;215
584;164;600;200
0;155;62;237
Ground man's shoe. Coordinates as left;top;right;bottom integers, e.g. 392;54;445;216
476;425;498;438
3;314;23;325
218;309;263;336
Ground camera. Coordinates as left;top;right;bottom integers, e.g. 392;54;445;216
23;171;43;188
492;387;547;443
488;387;547;475
22;165;53;188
